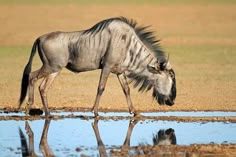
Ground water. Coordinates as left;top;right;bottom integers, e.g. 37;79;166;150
0;116;236;156
1;110;236;117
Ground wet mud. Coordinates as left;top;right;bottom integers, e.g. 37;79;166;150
1;108;236;122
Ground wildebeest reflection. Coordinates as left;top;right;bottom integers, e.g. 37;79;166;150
92;119;138;157
92;119;176;157
19;119;54;157
153;128;176;145
18;119;179;157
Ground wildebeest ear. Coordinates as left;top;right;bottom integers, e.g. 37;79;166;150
147;64;160;74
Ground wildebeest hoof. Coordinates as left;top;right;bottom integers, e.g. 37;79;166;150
28;108;44;116
134;112;142;118
94;114;100;119
45;115;53;119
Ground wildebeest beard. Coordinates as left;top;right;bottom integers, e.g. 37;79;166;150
152;74;176;106
127;72;176;106
152;88;167;105
127;73;176;106
127;73;154;92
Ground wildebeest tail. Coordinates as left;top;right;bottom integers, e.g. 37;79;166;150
19;38;39;107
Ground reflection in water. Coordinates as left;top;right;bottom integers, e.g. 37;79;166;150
17;118;201;157
153;128;176;145
19;119;54;157
18;127;29;157
92;119;107;157
19;119;177;157
92;119;178;157
25;121;37;157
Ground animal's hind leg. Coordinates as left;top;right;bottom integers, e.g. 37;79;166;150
39;72;59;117
27;69;46;109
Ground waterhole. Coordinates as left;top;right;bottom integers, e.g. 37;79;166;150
0;111;235;156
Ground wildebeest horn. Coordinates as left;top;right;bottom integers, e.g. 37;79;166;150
160;54;170;70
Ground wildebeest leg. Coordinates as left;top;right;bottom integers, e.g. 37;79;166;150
40;119;54;157
27;69;45;110
121;120;138;156
92;119;107;157
123;120;138;147
39;72;59;117
25;121;37;157
117;74;137;115
92;68;110;117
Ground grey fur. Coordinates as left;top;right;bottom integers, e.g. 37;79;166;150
19;17;176;117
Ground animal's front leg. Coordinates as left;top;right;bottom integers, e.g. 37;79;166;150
117;74;137;115
92;68;110;117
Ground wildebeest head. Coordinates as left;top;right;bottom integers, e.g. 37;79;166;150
153;128;176;145
147;59;176;106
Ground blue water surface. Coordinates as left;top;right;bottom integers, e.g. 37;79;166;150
0;118;235;157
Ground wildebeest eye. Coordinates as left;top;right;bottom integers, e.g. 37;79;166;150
169;70;175;79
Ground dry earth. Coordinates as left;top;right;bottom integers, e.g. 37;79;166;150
0;2;236;112
0;2;236;156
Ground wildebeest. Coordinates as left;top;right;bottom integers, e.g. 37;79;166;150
19;17;176;117
92;120;177;156
153;128;176;145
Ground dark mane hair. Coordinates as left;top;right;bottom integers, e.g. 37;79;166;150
117;17;167;93
118;17;166;63
83;17;166;63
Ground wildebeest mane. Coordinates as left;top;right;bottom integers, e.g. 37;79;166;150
118;17;166;62
83;17;166;62
119;17;166;94
82;18;116;35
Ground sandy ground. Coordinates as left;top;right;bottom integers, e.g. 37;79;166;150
0;3;236;113
0;2;236;156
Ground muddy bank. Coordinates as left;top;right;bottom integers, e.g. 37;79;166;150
2;106;236;113
1;114;236;123
110;144;236;157
0;111;236;123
